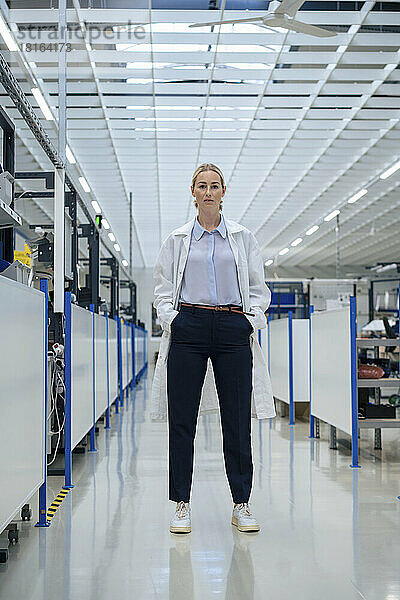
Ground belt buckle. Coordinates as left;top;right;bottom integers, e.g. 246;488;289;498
215;306;223;311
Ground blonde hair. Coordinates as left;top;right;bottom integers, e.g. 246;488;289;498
191;163;225;212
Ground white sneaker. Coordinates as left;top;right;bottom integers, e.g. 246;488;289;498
170;501;191;534
231;503;260;533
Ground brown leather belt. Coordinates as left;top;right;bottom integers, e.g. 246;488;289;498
180;302;255;317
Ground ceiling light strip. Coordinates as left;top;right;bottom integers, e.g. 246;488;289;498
185;0;228;222
71;0;146;269
148;0;162;251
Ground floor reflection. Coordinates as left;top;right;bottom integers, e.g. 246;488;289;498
168;528;256;600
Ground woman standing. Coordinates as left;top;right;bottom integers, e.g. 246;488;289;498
152;163;275;534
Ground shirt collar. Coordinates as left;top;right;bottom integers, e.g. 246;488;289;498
193;214;227;240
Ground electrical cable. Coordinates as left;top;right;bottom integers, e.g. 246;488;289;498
47;355;66;466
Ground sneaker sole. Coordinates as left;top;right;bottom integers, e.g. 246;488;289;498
170;526;191;534
231;516;260;533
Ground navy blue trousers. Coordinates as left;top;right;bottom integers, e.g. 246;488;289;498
167;305;253;504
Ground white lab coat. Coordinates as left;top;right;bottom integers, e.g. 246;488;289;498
150;216;276;421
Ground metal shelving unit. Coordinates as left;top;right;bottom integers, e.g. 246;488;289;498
358;378;400;388
356;335;400;451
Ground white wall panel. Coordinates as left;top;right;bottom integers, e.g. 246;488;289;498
311;308;352;436
121;323;127;390
71;305;93;450
269;318;309;404
0;278;45;534
269;319;289;403
108;319;118;402
95;314;108;421
293;320;310;403
126;325;132;386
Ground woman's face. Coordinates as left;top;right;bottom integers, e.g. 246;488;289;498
191;170;226;211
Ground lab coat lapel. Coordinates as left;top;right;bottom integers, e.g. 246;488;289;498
226;225;247;311
173;219;194;308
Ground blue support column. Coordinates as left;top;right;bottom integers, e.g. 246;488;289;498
114;316;119;413
118;318;123;408
258;328;261;348
89;305;97;452
64;292;74;489
350;296;361;468
288;311;294;426
309;305;315;439
105;314;111;429
35;278;50;528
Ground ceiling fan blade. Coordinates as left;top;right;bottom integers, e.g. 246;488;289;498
189;16;264;28
275;0;305;18
281;18;337;37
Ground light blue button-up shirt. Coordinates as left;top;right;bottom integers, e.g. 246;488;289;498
179;214;242;306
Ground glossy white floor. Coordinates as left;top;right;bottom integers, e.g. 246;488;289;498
1;366;400;600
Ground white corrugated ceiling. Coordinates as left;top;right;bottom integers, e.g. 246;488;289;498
2;4;400;275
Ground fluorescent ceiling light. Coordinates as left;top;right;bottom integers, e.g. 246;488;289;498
124;44;209;52
306;225;319;236
214;44;276;53
127;105;201;111
31;88;54;121
126;105;154;110
66;144;76;164
377;263;397;273
91;200;101;214
126;61;170;69
78;176;90;193
102;219;110;230
380;160;400;180
108;232;116;242
279;247;289;256
291;238;303;247
348;189;367;204
324;210;340;222
174;65;207;70
0;14;18;51
265;259;273;267
225;63;273;70
126;78;158;84
122;259;129;267
114;244;121;252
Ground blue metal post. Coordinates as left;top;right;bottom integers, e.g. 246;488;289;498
309;305;315;439
118;318;123;408
36;279;50;527
114;316;119;413
350;296;361;468
89;305;97;452
258;328;261;348
132;324;136;389
114;317;119;414
288;311;294;426
64;292;74;489
105;314;111;429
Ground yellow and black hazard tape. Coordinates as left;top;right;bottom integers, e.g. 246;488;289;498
47;488;71;522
